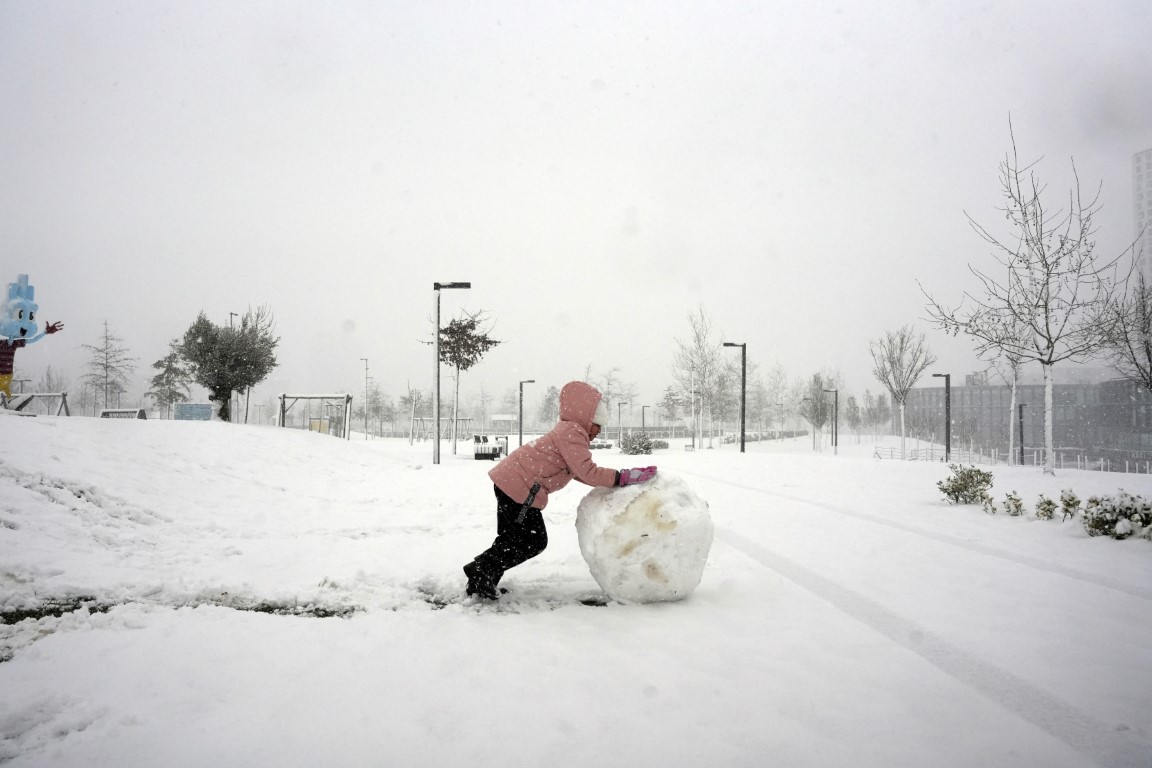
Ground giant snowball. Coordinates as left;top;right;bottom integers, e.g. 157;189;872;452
576;472;713;603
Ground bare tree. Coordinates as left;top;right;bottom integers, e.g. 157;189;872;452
844;394;862;443
583;365;625;410
796;373;832;451
923;123;1127;475
862;390;892;440
83;320;137;410
658;385;681;437
1102;273;1152;391
765;363;789;438
869;325;937;458
537;385;560;426
30;365;69;415
401;384;425;444
748;376;769;436
672;306;720;448
34;364;66;394
986;332;1028;463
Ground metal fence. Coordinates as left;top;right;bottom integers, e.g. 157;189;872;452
874;445;1152;474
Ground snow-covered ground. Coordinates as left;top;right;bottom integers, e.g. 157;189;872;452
1;415;1150;768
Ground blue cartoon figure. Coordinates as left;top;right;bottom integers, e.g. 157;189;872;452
1;274;63;398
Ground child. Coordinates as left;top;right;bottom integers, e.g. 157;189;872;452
463;380;656;600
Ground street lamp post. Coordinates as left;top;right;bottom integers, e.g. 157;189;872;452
723;342;747;453
433;281;471;465
518;379;535;446
1018;403;1028;466
642;405;650;431
360;358;369;440
822;388;839;455
227;312;239;423
618;401;628;447
931;372;951;462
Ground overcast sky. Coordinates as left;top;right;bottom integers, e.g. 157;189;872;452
3;1;1151;417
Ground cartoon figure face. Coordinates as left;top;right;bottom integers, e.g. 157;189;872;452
1;274;40;340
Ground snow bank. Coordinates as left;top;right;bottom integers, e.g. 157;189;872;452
575;472;713;603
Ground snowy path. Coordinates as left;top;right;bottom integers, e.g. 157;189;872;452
667;455;1152;768
1;419;1150;767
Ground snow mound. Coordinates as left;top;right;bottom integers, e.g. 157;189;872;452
575;471;713;603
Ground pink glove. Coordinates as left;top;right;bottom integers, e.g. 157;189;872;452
618;466;657;486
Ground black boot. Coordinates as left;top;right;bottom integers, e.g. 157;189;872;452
463;562;500;600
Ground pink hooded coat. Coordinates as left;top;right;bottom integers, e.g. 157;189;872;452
488;381;619;510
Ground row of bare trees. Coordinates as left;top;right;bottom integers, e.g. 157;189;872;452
668;306;894;449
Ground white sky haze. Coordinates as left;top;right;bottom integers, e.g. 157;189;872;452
2;1;1151;415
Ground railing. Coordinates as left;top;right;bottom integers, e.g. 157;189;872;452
874;445;1152;474
872;446;992;463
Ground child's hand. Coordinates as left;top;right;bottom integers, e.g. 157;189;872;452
619;466;657;486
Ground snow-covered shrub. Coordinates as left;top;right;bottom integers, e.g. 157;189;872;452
937;464;994;505
620;433;654;455
1003;491;1024;516
1059;489;1081;521
1035;494;1056;521
981;491;998;515
1081;491;1152;539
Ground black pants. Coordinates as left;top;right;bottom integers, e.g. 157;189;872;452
470;485;548;584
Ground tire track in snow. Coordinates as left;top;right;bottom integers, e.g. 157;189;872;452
717;528;1151;768
679;469;1152;603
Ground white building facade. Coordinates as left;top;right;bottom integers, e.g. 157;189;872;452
1136;148;1152;284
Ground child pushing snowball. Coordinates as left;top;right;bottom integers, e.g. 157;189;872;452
463;380;656;600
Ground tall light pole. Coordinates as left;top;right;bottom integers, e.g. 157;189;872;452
801;396;815;451
433;281;471;464
518;379;535;446
618;401;628;446
822;388;839;455
228;312;239;422
723;342;747;453
360;358;369;440
1018;403;1028;466
931;372;950;462
642;405;650;431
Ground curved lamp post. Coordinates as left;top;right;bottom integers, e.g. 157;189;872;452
723;342;747;452
432;281;470;464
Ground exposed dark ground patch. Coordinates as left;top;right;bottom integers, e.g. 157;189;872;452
1;596;112;625
2;595;357;628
